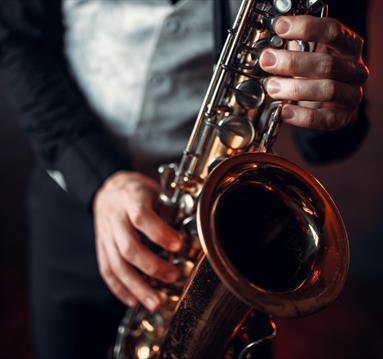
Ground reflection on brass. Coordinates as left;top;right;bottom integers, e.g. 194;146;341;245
113;1;349;358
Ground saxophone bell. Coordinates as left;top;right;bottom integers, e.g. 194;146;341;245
113;1;349;358
198;152;349;318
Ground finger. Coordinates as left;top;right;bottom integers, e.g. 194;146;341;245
274;16;364;58
96;239;138;307
111;216;180;283
280;104;353;131
103;237;161;312
264;77;362;109
259;49;368;85
127;204;182;252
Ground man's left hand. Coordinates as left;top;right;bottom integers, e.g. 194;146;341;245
259;15;369;131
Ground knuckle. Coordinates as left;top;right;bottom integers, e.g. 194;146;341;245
153;227;168;245
114;287;125;301
326;19;342;44
286;52;299;74
129;202;150;228
324;110;338;130
130;205;145;227
291;81;301;99
127;182;141;194
300;22;312;39
305;109;317;129
132;285;149;301
120;241;136;262
321;80;337;101
100;264;112;279
146;262;161;277
320;55;335;78
359;63;369;84
113;261;125;275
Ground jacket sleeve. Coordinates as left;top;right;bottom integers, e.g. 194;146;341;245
293;0;370;164
292;103;369;164
0;0;130;208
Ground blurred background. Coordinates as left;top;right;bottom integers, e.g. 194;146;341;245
0;1;382;358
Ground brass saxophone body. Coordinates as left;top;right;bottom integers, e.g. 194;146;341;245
114;1;349;358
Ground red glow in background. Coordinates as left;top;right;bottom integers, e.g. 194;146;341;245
275;1;383;357
0;1;382;358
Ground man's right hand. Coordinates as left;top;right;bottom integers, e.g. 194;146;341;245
93;171;182;311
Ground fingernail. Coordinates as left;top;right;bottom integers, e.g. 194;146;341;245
260;51;277;68
275;19;291;35
164;271;179;283
266;80;281;95
127;298;137;307
145;297;159;311
281;106;295;121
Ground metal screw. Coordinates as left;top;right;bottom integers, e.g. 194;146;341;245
273;0;293;14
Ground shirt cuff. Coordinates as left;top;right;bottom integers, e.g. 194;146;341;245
54;134;130;210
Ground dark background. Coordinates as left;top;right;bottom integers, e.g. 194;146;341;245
0;1;382;358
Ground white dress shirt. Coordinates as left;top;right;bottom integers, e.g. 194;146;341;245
63;0;215;176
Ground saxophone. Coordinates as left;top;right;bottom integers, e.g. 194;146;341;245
114;0;349;358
